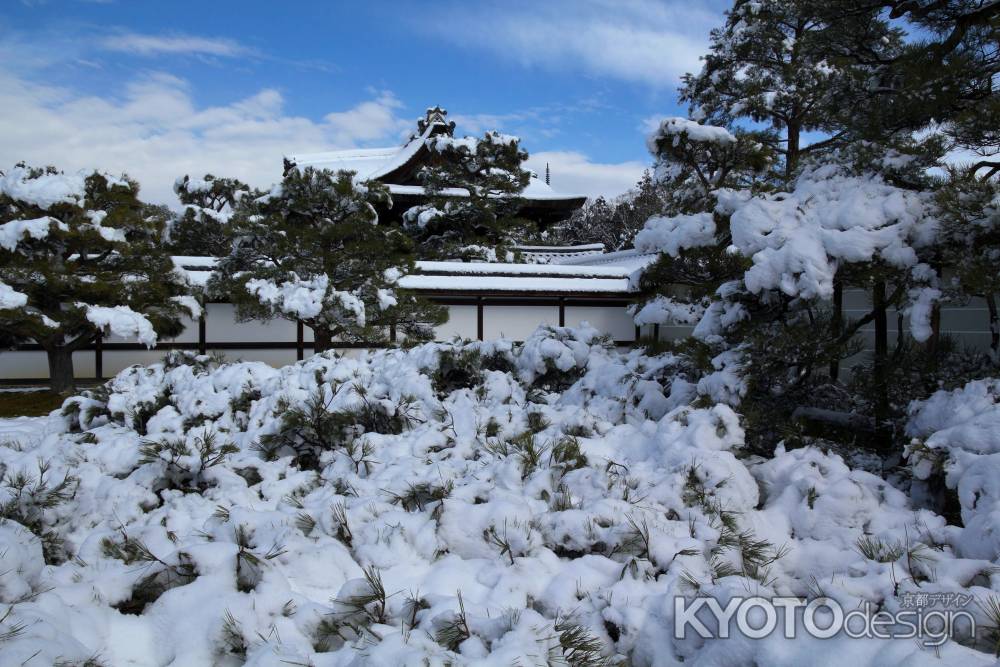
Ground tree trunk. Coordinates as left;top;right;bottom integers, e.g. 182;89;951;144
829;279;843;380
785;122;801;183
47;346;76;395
987;292;1000;356
313;327;332;354
927;301;941;361
872;281;890;433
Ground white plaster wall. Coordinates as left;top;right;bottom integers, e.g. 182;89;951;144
0;351;50;380
564;306;636;341
103;351;172;376
435;305;478;341
212;349;297;368
482;305;559;340
206;304;296;344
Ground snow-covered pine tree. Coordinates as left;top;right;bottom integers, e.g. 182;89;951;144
829;0;999;169
403;131;531;261
168;174;252;256
680;0;899;182
631;119;945;450
631;117;771;337
214;167;446;352
0;164;199;393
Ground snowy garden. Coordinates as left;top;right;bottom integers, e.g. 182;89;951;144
2;1;1000;665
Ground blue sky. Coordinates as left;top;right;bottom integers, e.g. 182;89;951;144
1;0;729;205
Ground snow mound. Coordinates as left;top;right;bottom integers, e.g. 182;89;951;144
907;379;1000;560
0;327;997;664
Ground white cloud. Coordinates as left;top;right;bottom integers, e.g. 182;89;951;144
324;91;411;142
526;151;649;199
0;70;411;206
418;0;721;87
100;32;252;58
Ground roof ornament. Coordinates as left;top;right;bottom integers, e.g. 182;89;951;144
415;106;456;139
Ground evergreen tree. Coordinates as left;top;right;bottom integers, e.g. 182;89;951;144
403;131;532;261
632;118;772;333
214;167;446;352
680;0;899;182
168;174;252;256
0;164;198;393
830;0;999;164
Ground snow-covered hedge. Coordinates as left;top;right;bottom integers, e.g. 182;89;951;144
0;326;998;665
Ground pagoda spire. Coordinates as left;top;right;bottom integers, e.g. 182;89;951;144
416;105;455;136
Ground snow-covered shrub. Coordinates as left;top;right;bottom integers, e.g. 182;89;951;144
0;459;78;563
0;326;998;664
517;324;612;390
907;379;1000;560
426;343;515;397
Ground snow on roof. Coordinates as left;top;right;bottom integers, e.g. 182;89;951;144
398;274;630;293
553;247;660;272
415;260;630;278
514;243;605;253
287;119;441;181
387;178;584;202
170;256;635;294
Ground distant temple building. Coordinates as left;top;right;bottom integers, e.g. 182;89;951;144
283;106;587;226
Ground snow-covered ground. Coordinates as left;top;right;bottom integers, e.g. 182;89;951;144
1;325;999;666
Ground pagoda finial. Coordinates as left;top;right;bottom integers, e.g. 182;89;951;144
545;162;550;186
416;106;455;137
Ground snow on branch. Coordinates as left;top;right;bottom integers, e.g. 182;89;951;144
81;304;157;347
730;166;934;299
0;165;85;208
631;296;706;326
634;212;717;257
246;275;367;327
0;216;67;251
0;281;28;309
646;117;737;151
905;287;942;343
427;131;520;154
170;295;203;319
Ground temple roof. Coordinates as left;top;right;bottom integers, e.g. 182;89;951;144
284;107;586;210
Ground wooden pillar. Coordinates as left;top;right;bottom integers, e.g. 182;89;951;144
477;298;484;341
296;321;304;361
95;334;103;381
558;298;565;327
198;316;207;355
653;324;660;342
